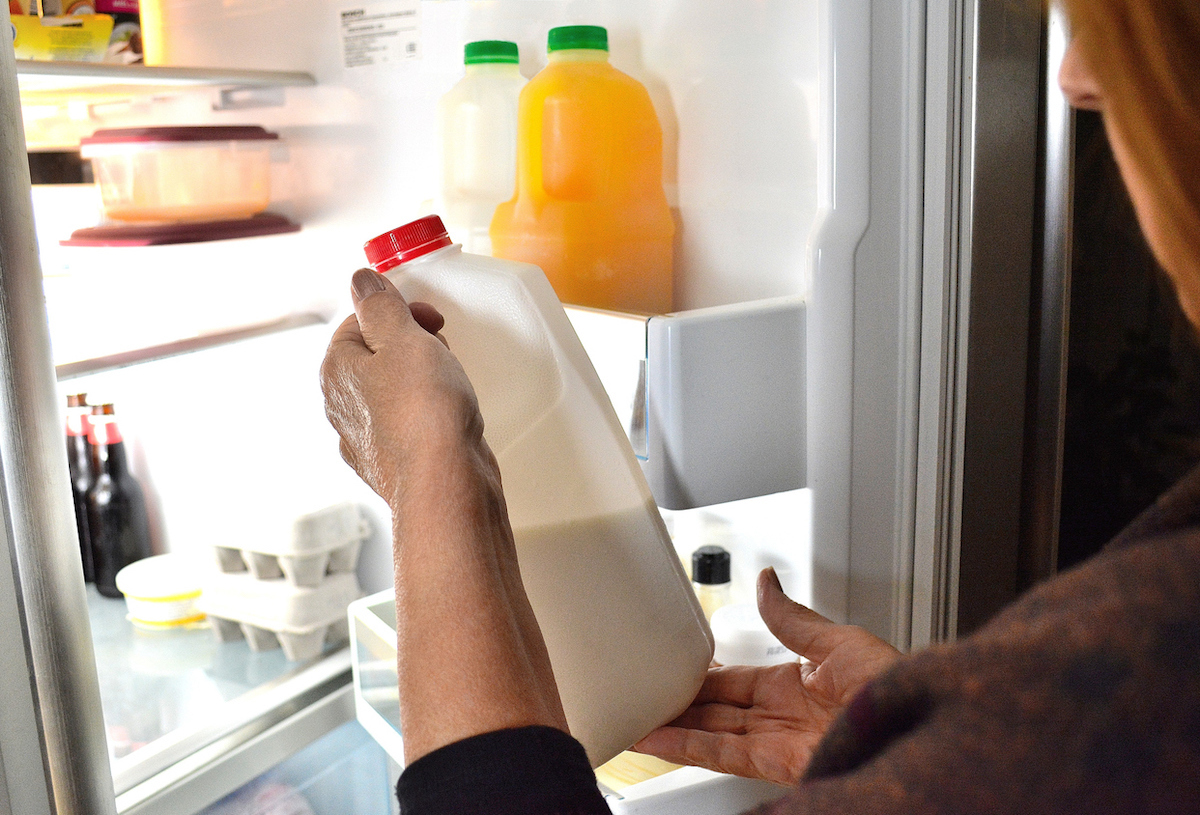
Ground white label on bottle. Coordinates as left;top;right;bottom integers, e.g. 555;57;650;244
338;0;420;70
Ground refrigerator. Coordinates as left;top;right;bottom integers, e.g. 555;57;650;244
0;0;1064;812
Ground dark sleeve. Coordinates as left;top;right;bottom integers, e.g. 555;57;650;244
395;726;612;815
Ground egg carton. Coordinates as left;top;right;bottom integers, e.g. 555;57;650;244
208;615;352;662
213;502;369;588
200;570;362;662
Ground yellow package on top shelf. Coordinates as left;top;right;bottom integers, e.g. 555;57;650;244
11;14;114;63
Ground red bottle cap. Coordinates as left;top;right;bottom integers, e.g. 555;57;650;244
363;215;454;273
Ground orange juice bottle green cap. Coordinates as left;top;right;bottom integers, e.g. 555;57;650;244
547;25;607;52
489;24;675;314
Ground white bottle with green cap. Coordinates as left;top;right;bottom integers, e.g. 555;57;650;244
436;39;527;255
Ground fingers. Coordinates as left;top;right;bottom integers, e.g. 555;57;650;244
691;664;773;707
350;268;418;352
757;567;843;664
668;700;751;734
633;727;738;775
327;311;368;351
348;268;448;353
321;313;371;405
410;301;446;335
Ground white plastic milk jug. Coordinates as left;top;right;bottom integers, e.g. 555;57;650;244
364;215;714;767
436;40;526;255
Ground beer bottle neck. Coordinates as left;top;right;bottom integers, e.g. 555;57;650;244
66;407;90;438
89;417;128;476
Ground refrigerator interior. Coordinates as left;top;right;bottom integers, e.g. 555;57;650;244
9;0;932;810
26;0;835;595
193;720;393;815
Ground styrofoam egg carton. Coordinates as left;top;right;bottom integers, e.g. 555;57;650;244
198;570;362;661
213;502;369;588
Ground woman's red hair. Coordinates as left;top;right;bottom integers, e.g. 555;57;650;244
1063;0;1200;291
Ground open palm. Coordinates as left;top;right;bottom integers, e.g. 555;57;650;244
633;568;900;786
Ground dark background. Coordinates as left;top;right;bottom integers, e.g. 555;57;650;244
1058;110;1200;570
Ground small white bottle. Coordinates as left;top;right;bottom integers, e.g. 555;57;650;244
711;603;798;667
436;40;526;255
691;545;733;622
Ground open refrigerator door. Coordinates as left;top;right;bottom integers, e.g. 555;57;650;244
1;0;1044;809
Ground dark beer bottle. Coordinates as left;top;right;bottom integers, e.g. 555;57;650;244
65;393;94;583
87;403;152;599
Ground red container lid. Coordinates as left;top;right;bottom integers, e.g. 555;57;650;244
80;126;279;146
60;214;300;247
363;215;454;273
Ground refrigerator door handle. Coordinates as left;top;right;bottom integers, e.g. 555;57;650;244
1019;0;1074;592
0;39;118;815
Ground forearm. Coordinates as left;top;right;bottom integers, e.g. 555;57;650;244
320;273;570;768
391;442;568;764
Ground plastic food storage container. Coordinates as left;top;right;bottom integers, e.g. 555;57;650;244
113;553;206;630
79;125;279;223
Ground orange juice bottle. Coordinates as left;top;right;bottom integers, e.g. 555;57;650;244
490;25;675;314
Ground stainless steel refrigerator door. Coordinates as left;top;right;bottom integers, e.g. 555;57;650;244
1019;0;1074;599
913;0;1069;643
0;40;118;815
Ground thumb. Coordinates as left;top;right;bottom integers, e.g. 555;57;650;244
350;268;416;352
757;567;842;663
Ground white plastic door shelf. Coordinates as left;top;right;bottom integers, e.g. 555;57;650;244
646;298;806;510
568;298;806;511
604;766;787;814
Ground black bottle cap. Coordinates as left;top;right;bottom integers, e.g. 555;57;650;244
692;545;731;585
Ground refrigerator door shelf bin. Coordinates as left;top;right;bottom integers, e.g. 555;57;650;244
566;297;806;511
603;765;787;815
348;592;405;765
